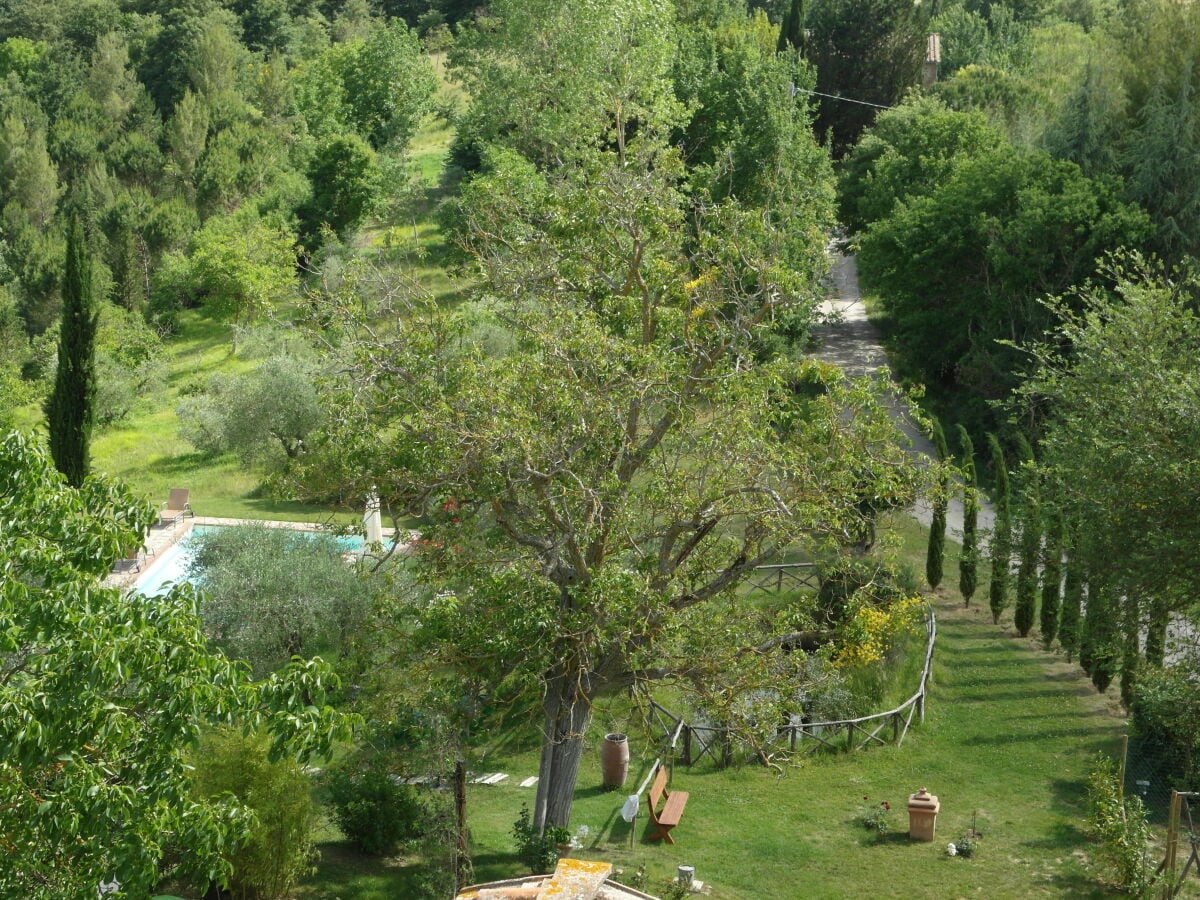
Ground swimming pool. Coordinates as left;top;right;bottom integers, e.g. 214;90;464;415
134;524;381;596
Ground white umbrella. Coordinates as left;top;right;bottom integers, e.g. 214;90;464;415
364;488;383;547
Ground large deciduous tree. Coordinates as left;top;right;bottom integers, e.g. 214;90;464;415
300;0;928;835
0;430;348;898
304;147;923;838
45;216;97;487
308;146;923;829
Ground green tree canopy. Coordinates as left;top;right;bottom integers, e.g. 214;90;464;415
804;0;932;156
857;144;1150;436
302;130;927;832
1018;256;1200;618
0;430;348;898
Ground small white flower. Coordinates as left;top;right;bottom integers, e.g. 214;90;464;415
577;824;590;837
947;842;957;856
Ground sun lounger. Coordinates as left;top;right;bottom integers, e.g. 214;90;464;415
158;489;194;527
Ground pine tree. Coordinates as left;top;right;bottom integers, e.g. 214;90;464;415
987;433;1011;625
925;418;949;590
956;425;978;608
45;217;98;488
1013;434;1040;637
1040;509;1063;649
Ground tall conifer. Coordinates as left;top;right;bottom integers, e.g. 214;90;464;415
1040;509;1063;649
925;418;949;590
1060;529;1083;661
777;0;806;54
45;217;97;488
956;424;978;608
987;433;1011;625
1013;434;1040;637
1119;595;1139;707
1086;581;1118;692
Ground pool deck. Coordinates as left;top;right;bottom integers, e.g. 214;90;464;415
102;516;404;591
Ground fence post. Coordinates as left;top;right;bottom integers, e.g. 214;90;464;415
845;723;854;753
682;726;692;767
1163;790;1181;900
893;711;900;744
1118;734;1129;800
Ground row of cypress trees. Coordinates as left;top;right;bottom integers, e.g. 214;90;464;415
923;421;1138;699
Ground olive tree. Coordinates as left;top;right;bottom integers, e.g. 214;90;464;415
177;354;324;465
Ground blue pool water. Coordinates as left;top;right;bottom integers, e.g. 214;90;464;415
134;525;375;596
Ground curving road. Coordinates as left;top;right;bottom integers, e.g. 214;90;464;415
810;249;996;542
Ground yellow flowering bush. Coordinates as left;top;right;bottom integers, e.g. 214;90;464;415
835;594;924;667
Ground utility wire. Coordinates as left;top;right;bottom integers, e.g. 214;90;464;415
791;86;893;110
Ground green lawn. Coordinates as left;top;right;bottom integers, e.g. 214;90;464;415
456;587;1128;899
284;510;1157;899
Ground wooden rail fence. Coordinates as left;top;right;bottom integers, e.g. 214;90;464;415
746;562;820;596
648;608;937;767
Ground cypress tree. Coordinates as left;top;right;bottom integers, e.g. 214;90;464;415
956;424;978;608
1119;594;1139;707
1040;509;1063;649
1087;581;1118;693
1059;531;1083;661
987;433;1011;625
1145;596;1167;668
45;217;98;488
1078;579;1095;676
777;0;806;54
1013;435;1039;637
925;418;949;590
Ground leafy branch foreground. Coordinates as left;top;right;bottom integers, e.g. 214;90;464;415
0;431;352;899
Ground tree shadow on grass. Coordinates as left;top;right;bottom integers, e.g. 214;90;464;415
144;450;224;475
955;687;1100;703
962;725;1115;747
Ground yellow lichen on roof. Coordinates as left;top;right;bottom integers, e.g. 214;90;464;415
535;858;614;899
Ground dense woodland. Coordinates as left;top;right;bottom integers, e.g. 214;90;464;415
1;0;1198;896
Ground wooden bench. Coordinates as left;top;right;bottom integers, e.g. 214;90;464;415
646;763;689;844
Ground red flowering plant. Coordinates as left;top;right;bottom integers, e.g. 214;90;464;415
860;796;894;834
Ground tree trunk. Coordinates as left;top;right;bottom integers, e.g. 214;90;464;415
533;667;593;833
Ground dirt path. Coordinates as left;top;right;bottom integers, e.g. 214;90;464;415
810;250;996;542
811;251;1200;658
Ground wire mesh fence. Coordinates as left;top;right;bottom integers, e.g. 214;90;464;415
1124;736;1198;823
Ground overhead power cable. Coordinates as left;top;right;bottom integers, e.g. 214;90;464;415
791;86;893;110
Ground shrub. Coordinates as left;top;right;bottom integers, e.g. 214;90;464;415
1086;754;1158;896
188;727;318;900
1129;665;1200;793
326;761;428;855
512;805;561;874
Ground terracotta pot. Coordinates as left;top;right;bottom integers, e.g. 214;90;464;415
601;732;629;789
